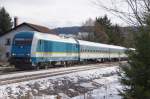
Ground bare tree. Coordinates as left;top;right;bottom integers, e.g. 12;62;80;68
80;18;95;41
82;18;95;26
93;1;150;99
93;0;150;26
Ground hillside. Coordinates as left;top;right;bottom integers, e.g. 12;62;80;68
52;26;82;34
53;26;133;37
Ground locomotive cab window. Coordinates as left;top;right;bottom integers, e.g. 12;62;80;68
14;38;32;46
39;40;42;45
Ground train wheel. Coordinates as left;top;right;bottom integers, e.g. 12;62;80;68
64;61;68;67
36;66;40;70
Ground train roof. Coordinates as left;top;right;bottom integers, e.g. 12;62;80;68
34;31;78;44
78;40;126;50
26;31;126;50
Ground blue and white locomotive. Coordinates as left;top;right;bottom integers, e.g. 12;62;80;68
10;31;127;69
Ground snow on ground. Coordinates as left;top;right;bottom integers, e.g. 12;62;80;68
73;75;123;99
0;66;123;99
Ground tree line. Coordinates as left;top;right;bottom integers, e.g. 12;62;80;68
81;15;134;48
0;6;135;48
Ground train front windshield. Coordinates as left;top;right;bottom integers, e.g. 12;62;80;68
14;38;32;46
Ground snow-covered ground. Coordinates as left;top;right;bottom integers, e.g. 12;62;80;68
0;66;123;99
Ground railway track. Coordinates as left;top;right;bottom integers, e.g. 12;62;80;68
0;62;121;85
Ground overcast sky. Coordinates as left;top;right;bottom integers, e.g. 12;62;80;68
1;0;127;28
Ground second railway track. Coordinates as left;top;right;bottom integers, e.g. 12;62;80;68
0;62;120;85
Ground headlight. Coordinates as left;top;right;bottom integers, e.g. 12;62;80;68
12;53;16;56
26;54;30;56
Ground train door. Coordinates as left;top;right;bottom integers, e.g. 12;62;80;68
66;44;72;58
39;40;45;61
74;39;80;61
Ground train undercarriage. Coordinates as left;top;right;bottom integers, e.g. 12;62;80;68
9;57;127;70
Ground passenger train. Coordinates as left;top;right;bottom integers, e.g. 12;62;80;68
10;31;127;69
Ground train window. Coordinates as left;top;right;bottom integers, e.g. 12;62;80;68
39;40;42;45
76;45;78;48
15;38;32;46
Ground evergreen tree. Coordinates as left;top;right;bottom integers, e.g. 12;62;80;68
120;15;150;99
123;27;135;48
81;15;125;45
94;15;125;45
0;7;12;36
93;15;111;43
108;24;124;45
93;20;109;43
94;0;150;98
96;15;112;29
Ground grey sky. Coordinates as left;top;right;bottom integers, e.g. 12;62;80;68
1;0;127;28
